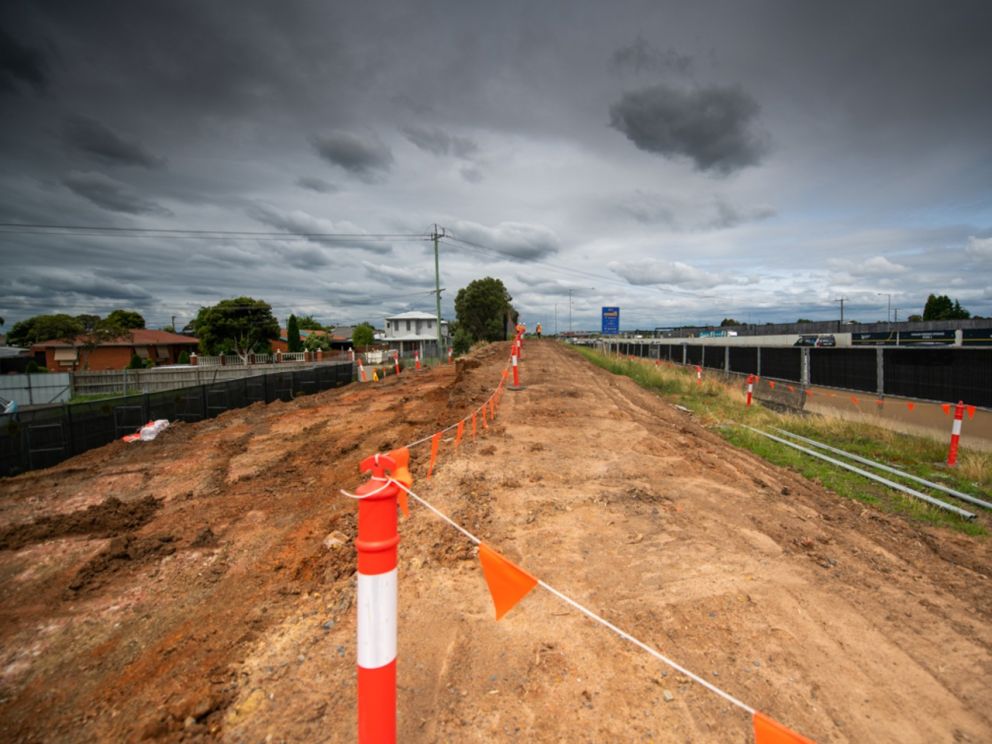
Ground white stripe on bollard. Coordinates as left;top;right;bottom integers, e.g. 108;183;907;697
357;568;398;669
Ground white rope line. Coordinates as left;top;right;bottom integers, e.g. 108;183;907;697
388;478;755;717
338;477;392;500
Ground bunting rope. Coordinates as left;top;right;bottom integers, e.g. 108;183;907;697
390;478;757;717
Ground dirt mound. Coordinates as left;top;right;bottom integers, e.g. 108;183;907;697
66;532;178;596
0;495;160;551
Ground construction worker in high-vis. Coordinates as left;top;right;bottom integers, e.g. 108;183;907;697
535;323;542;339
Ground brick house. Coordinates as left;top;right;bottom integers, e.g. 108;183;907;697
270;328;332;353
32;329;200;371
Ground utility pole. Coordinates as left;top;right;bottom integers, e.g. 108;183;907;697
833;297;847;325
554;303;558;336
876;293;891;324
171;315;176;332
431;224;445;356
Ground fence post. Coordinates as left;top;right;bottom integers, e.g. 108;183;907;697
353;453;400;744
800;348;810;386
876;348;885;396
756;347;762;378
27;373;34;406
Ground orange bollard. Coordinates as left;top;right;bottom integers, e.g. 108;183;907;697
354;453;400;744
393;352;400;376
358;359;368;383
448;347;453;363
947;400;965;466
509;345;523;390
414;350;421;371
694;365;702;385
746;374;754;407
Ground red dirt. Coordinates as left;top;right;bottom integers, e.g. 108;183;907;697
0;341;989;742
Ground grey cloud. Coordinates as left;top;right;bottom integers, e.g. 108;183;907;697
450;221;559;261
270;242;331;269
611;38;691;77
18;271;152;300
361;261;434;287
403;125;478;159
247;204;391;253
63;116;164;168
296;176;339;194
617;191;677;225
609;84;768;174
460;164;484;184
966;236;992;261
62;171;172;216
827;256;908;277
312;131;393;179
608;259;734;289
708;200;776;229
0;26;48;93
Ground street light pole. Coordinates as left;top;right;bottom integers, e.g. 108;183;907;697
568;290;573;334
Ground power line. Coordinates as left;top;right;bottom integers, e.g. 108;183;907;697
0;221;429;240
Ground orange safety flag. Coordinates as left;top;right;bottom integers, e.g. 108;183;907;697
966;405;976;419
753;711;816;744
941;403;951;416
489;398;496;420
427;432;441;479
768;381;776;390
387;447;412;518
805;389;814;397
906;402;915;412
875;399;884;406
787;385;795;393
481;405;489;429
850;395;860;405
478;543;538;620
471;412;477;437
454;420;465;448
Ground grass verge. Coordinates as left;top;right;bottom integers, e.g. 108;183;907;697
573;346;988;536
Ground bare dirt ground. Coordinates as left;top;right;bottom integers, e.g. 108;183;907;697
1;341;990;743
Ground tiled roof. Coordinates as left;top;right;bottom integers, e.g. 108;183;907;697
32;329;199;349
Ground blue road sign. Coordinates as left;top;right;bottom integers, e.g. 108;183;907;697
602;307;620;335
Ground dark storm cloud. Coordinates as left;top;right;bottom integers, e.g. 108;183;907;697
0;26;48;93
16;271;152;300
312;131;393;180
450;221;560;261
63;116;164;168
402;125;478;159
708;200;775;229
609;84;767;174
296;176;338;194
62;171;172;217
610;37;691;77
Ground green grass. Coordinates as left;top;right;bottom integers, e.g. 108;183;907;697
573;346;988;536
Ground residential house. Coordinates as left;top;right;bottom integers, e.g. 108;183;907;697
270;328;332;353
383;311;450;357
32;329;200;371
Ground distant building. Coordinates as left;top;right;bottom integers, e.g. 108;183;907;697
382;311;450;357
32;329;199;371
271;327;331;353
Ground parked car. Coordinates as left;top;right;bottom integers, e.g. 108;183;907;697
794;334;836;347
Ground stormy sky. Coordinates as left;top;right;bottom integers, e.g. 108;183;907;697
1;0;990;333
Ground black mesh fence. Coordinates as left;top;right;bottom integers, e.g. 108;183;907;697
702;346;725;370
884;349;992;407
728;347;759;375
810;349;877;392
685;345;703;366
1;362;354;477
760;348;802;381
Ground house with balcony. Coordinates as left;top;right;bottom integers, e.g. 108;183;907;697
383;311;449;358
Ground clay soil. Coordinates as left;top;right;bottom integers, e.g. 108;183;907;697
1;341;990;743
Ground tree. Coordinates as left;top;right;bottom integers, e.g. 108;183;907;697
287;314;303;352
105;309;146;329
297;315;325;331
352;322;375;349
303;333;330;351
923;294;970;320
178;350;190;364
127;353;144;369
452;326;473;355
454;277;515;343
796;318;813;324
907;314;923;322
719;318;739;327
7;314;85;347
191;297;280;362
